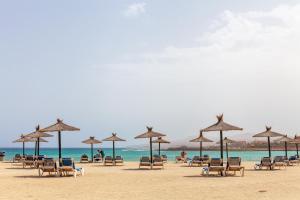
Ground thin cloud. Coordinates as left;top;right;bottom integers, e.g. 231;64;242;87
123;2;146;17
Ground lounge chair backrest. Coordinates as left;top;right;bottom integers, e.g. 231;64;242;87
26;155;34;161
227;157;241;166
140;157;150;162
192;156;200;161
261;157;271;164
105;156;112;160
37;155;45;160
202;155;209;161
289;156;296;161
61;158;75;168
162;155;167;158
15;154;21;158
210;158;223;166
115;156;123;160
273;156;284;163
153;156;162;162
43;158;56;168
81;154;88;158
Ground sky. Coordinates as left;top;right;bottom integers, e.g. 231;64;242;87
1;0;300;148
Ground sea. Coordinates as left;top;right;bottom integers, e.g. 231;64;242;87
0;148;297;162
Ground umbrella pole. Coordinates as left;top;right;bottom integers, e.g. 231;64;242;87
220;130;223;160
158;142;161;156
267;136;271;158
58;131;62;160
113;141;115;165
37;138;40;156
285;141;288;158
91;143;94;162
22;142;25;156
226;143;228;160
34;141;37;156
200;142;202;158
296;144;299;158
150;137;153;168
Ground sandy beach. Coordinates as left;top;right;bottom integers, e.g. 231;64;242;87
0;161;299;200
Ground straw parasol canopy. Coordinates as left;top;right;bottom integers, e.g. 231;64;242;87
275;135;293;158
290;135;300;157
190;131;213;158
253;126;284;157
102;133;126;164
39;119;80;159
202;114;243;159
153;137;170;156
82;136;102;162
25;125;53;156
135;127;166;165
13;134;35;156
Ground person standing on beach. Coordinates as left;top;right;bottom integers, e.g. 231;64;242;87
98;148;105;159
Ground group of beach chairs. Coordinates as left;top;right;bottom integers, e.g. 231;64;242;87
80;154;124;165
139;155;167;169
255;155;300;170
175;155;245;176
13;154;47;169
38;157;84;177
12;154;84;177
200;157;245;176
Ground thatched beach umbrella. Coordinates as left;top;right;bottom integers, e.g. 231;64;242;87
26;125;53;156
275;135;293;158
39;119;80;160
253;126;284;157
82;136;102;162
102;133;126;164
190;131;213;157
13;134;34;156
290;135;300;157
135;127;166;165
152;137;170;156
202;114;243;159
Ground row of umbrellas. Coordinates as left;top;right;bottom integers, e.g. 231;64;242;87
13;115;300;164
82;134;126;162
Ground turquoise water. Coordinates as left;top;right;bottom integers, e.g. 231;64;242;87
0;148;298;162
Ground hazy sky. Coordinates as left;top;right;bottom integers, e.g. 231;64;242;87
1;0;300;148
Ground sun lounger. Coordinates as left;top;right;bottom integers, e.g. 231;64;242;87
23;155;35;168
161;155;168;162
58;158;75;177
115;156;124;165
38;158;57;176
35;155;45;168
190;156;202;166
153;156;164;169
225;157;244;176
273;156;287;169
255;157;273;170
202;155;210;165
104;156;114;165
80;154;89;163
207;158;224;176
139;156;151;168
175;156;187;163
289;155;300;165
93;154;102;162
12;154;22;163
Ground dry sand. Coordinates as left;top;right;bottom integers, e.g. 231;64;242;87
0;161;299;200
